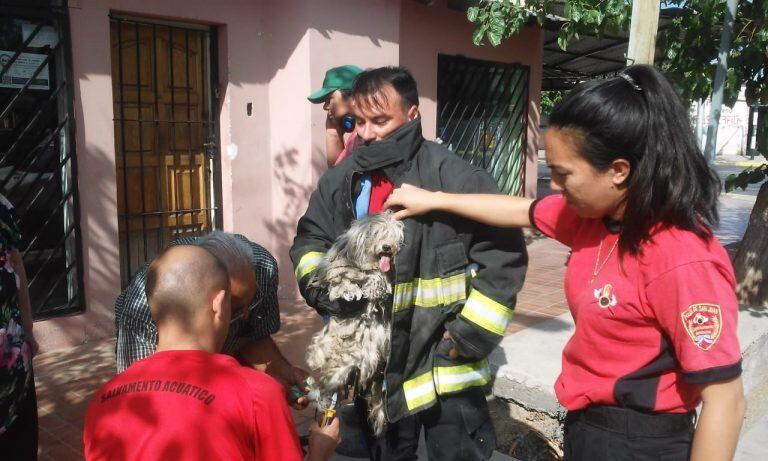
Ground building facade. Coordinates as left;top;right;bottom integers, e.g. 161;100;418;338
1;0;543;352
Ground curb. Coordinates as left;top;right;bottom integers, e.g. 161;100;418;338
712;155;768;167
734;161;765;167
722;193;759;201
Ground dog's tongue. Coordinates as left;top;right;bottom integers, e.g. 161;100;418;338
379;254;391;272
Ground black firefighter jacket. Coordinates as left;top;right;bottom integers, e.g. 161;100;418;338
290;119;528;423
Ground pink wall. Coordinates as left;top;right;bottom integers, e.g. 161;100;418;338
399;0;543;198
35;0;541;352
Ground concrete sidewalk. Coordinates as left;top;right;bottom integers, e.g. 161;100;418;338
736;411;768;461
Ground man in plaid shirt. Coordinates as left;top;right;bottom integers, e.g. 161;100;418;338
115;231;309;403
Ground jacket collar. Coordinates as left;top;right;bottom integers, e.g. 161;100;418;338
602;216;623;234
351;118;424;172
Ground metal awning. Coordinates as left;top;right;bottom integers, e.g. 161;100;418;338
541;6;681;90
542;29;630;90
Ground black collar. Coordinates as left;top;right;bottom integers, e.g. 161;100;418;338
603;217;623;234
351;119;424;172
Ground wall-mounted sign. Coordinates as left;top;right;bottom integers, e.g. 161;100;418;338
0;51;49;90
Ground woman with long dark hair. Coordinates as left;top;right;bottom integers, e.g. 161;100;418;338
384;65;745;460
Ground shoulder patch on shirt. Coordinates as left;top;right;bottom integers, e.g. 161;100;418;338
681;303;722;350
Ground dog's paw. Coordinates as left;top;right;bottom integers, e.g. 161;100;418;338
362;275;391;300
341;292;362;302
338;282;364;301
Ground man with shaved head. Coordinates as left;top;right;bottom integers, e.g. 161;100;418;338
85;245;340;461
115;231;311;409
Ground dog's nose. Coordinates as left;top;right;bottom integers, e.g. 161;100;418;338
382;245;392;253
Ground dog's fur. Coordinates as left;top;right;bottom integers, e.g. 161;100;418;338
305;211;404;436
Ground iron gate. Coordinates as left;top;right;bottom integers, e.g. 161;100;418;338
437;55;529;196
110;15;222;287
0;1;84;319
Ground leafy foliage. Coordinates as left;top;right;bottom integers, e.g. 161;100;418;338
657;1;768;191
657;0;768;108
469;0;768;187
725;156;768;192
540;90;566;115
468;1;768;108
468;1;632;50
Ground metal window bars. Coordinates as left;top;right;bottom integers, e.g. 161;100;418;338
437;54;529;196
0;2;84;318
109;15;221;287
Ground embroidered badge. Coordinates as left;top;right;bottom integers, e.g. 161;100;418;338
593;283;617;310
681;304;722;350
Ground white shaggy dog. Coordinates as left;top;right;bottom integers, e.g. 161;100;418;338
305;211;404;436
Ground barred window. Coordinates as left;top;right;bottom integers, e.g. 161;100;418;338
0;1;83;318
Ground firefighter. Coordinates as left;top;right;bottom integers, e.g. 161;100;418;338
291;66;528;461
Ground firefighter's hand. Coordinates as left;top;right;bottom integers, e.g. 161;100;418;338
315;290;366;318
445;318;500;360
443;330;463;360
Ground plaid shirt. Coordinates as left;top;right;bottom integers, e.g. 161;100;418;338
114;235;280;372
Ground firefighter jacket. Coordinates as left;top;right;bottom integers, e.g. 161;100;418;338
290;119;528;423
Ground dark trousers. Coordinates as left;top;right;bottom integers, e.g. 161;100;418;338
0;380;38;461
563;406;695;461
356;387;496;461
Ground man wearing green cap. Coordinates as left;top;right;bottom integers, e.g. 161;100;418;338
308;65;363;167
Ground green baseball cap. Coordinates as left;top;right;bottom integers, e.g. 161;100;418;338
307;65;363;103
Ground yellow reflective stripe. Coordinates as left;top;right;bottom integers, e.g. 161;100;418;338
402;371;436;411
434;358;491;394
461;290;512;336
295;251;325;280
392;274;467;312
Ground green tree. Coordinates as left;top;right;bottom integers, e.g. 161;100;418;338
468;0;768;307
540;90;566;116
467;1;632;50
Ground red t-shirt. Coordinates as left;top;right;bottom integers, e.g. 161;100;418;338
531;194;742;413
368;172;394;215
84;350;302;461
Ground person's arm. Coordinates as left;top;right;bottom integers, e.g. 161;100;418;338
237;337;311;409
12;249;37;355
251;374;306;461
645;259;744;458
325;113;345;167
690;376;745;461
384;183;534;228
306;419;341;461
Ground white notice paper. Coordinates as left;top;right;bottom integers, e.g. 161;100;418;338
0;51;50;90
